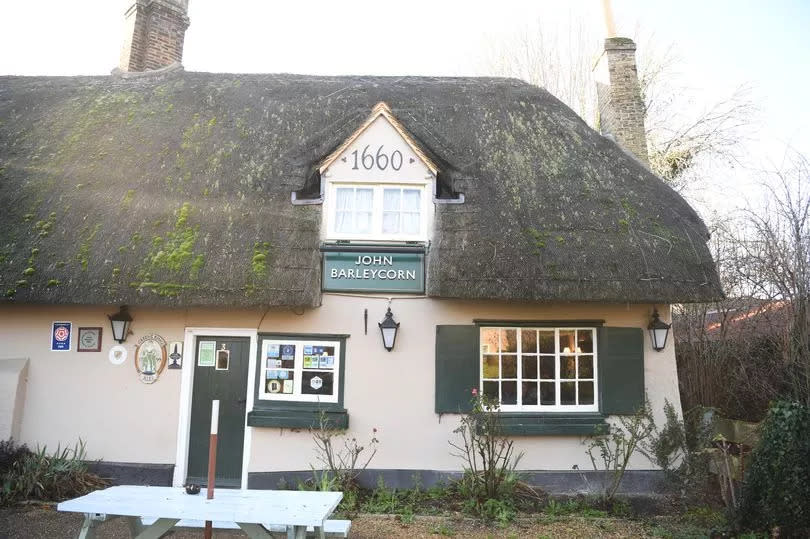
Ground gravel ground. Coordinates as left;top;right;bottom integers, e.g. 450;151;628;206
0;505;671;538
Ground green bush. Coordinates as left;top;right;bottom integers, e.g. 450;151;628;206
1;440;107;505
739;401;810;532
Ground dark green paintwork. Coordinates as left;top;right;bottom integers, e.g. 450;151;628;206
250;333;348;429
434;325;480;414
497;413;607;435
187;337;250;488
247;408;349;429
598;326;645;415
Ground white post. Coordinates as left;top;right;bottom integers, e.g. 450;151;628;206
204;399;219;539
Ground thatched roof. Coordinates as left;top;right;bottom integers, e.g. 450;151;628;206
0;70;722;307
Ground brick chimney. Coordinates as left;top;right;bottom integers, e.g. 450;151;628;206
593;37;649;165
119;0;190;72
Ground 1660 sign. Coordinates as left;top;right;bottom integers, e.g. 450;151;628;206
351;145;403;171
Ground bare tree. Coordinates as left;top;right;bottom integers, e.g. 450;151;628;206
731;152;810;404
674;151;810;417
480;20;755;191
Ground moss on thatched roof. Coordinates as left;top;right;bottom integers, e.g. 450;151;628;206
0;70;721;307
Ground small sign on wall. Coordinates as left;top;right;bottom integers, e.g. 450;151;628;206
135;334;167;384
168;341;183;369
77;327;102;352
50;321;72;352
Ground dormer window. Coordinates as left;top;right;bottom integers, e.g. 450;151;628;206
319;102;437;243
328;184;426;241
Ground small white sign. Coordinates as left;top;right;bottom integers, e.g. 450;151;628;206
109;345;127;365
310;376;323;390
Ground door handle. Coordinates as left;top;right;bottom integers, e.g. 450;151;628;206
237;399;247;405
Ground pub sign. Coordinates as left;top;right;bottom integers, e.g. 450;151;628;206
322;251;425;293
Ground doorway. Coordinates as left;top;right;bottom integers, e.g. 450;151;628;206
186;336;250;488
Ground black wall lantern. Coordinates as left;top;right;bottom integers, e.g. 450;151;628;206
378;307;400;352
108;305;133;344
648;308;671;352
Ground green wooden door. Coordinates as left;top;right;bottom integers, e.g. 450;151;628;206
187;336;250;488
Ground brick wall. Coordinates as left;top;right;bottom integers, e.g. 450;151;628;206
593;37;649;165
119;0;190;72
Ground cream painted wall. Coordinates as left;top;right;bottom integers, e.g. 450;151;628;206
0;298;678;473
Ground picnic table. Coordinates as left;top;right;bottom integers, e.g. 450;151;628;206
57;485;343;539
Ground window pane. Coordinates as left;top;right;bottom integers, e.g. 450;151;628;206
335;188;353;210
578;356;594;378
501;329;518;353
502;355;517;378
538;331;554;354
521;329;537;353
559;330;576;354
522;382;538;405
522;356;538;379
481;329;499;354
540;357;555;379
540;382;555;405
561;381;576;405
579;381;594;405
402;212;420;234
302;371;334;395
383;189;401;210
356;188;373;210
560;356;576;379
577;330;594;353
356;211;372;233
382;211;399;233
501;381;517;404
482;355;499;378
403;189;421;211
483;381;498;400
335;211;352;233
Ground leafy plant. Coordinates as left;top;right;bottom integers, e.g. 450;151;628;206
640;402;713;503
0;439;32;476
308;411;378;492
584;400;656;504
1;440;107;505
739;401;810;533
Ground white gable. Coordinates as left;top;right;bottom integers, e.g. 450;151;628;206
321;106;436;184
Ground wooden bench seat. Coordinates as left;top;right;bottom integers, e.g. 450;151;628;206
140;516;351;537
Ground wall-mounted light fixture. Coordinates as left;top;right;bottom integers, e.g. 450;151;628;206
378;307;400;352
648;308;671;352
108;305;133;344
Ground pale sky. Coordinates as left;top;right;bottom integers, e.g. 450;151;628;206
1;0;808;214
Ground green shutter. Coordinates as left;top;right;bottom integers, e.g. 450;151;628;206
598;326;645;415
435;325;480;413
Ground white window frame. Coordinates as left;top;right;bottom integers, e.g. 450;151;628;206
259;338;341;404
479;327;599;412
326;182;429;242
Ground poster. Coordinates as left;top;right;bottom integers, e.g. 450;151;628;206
216;348;230;371
51;321;72;352
281;344;295;360
197;340;215;367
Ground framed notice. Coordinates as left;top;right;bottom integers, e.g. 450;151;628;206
50;321;72;352
77;327;102;352
197;340;216;367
